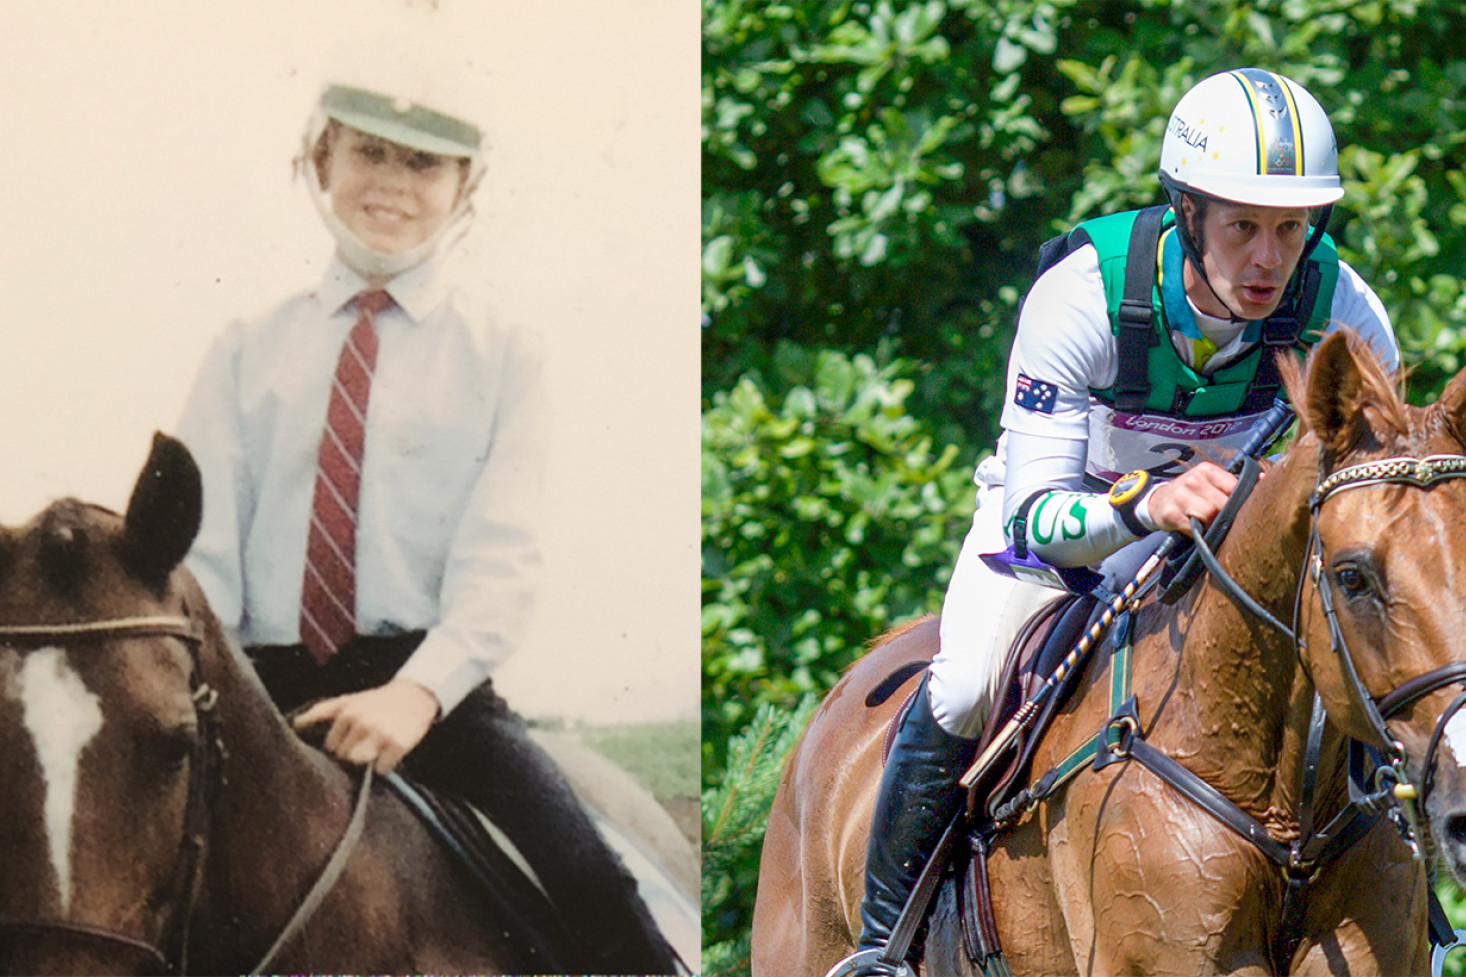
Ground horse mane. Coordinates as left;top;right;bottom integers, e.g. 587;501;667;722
866;614;934;649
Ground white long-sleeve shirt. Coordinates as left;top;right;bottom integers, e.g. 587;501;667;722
175;256;547;715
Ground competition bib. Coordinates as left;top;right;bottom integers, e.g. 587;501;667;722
1085;401;1268;483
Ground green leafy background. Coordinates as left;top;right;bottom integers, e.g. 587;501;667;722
703;2;1466;975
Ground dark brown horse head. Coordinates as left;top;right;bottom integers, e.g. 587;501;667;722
0;434;209;975
1285;331;1466;884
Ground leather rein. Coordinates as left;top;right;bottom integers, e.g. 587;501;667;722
0;615;371;975
1022;449;1466;968
917;448;1466;977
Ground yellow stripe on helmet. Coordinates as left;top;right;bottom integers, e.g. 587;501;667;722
1229;68;1303;177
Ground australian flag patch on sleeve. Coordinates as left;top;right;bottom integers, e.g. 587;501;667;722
1013;373;1058;413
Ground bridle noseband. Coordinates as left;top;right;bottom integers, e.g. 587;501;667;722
0;615;216;976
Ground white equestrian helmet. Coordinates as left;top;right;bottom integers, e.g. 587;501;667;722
1158;68;1343;208
318;84;483;159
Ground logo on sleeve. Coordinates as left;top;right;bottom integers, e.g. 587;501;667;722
1014;373;1058;414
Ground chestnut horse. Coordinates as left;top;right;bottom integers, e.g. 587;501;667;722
753;332;1466;975
0;434;691;975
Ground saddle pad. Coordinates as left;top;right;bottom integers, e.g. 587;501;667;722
976;595;1071;753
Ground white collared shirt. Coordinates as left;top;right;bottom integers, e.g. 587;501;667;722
176;256;547;715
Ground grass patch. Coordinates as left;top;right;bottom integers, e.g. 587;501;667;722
577;719;700;800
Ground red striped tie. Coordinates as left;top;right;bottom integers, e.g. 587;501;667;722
300;289;391;663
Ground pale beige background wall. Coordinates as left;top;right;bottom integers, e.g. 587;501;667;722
0;0;698;723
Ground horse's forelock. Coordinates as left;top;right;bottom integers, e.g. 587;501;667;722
28;500;118;597
1353;348;1410;439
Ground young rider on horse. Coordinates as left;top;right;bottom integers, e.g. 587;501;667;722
175;73;677;973
854;67;1401;969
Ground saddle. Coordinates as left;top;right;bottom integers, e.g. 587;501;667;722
385;775;568;950
386;772;699;971
970;593;1100;812
283;716;570;967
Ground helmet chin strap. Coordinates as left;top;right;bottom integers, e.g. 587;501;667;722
306;165;477;281
313;199;443;279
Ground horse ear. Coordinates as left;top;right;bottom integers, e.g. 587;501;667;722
119;433;203;587
1434;363;1466;448
1300;332;1369;455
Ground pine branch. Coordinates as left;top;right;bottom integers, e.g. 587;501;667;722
703;695;817;865
701;694;820;977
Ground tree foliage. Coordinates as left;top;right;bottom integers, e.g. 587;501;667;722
701;695;819;976
701;347;972;964
702;346;972;774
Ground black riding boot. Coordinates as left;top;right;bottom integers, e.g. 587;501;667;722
857;674;977;959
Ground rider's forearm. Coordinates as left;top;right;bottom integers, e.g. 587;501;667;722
1000;432;1154;568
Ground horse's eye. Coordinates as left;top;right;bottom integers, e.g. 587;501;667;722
152;725;198;772
1334;564;1372;600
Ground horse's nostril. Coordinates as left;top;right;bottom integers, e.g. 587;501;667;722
1446;813;1466;848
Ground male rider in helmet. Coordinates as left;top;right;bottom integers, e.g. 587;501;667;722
849;67;1400;972
175;78;679;973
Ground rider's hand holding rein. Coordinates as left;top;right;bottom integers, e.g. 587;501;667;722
1143;462;1238;533
294;677;441;775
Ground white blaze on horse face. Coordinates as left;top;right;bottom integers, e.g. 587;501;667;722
17;647;104;915
1444;709;1466;773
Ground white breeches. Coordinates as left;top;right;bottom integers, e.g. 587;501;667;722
932;498;1061;739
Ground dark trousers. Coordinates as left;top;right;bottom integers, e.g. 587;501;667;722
248;634;678;974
